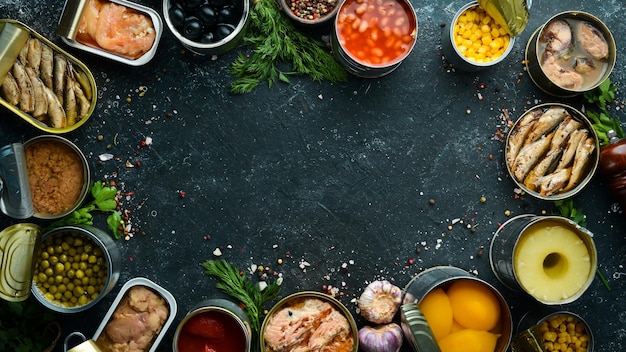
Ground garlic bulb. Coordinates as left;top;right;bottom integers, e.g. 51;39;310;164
358;280;402;324
358;323;403;352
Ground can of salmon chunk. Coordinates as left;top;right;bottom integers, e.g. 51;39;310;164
57;0;163;66
400;266;513;352
525;11;616;97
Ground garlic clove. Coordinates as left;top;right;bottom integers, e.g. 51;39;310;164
358;280;402;324
358;323;403;352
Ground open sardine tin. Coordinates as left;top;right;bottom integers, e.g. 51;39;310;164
0;19;97;133
57;0;163;66
65;277;177;352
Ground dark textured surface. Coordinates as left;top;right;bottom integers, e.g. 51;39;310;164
1;0;625;351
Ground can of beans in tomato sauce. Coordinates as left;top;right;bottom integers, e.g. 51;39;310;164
331;0;418;78
442;0;530;71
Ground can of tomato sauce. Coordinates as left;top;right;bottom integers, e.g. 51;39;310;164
331;0;418;78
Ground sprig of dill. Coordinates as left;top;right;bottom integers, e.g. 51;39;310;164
229;0;347;94
201;260;281;351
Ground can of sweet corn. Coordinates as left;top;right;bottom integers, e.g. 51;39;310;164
441;1;519;71
512;310;594;352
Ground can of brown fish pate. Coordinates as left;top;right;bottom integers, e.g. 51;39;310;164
525;11;616;97
489;214;597;305
504;103;599;200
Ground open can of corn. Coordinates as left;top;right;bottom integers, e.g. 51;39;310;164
511;310;594;352
441;0;530;71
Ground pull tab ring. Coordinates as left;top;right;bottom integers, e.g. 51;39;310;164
63;332;87;352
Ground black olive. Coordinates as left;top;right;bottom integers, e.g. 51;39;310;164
183;0;204;9
208;0;228;8
183;16;203;40
218;7;234;24
168;4;186;28
200;31;216;44
215;24;234;40
198;5;218;26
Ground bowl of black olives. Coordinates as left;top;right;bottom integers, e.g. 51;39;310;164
163;0;250;55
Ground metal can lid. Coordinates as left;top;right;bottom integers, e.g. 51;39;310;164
0;223;41;302
400;303;441;352
65;332;104;352
477;0;531;36
0;143;34;219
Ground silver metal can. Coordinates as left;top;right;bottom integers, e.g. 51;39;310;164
401;266;513;352
30;225;121;313
173;298;252;352
525;11;616;98
331;0;417;78
490;214;597;305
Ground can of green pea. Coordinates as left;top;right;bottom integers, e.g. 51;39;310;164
0;224;121;313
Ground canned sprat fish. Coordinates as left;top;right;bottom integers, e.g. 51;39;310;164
0;19;97;133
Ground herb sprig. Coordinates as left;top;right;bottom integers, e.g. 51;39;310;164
583;78;624;146
554;198;587;228
0;298;59;352
229;0;347;94
46;181;124;239
201;260;282;352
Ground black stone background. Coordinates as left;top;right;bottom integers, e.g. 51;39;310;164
1;0;625;351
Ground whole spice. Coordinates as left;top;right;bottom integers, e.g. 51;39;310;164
358;280;402;324
229;0;347;94
358;323;403;352
288;0;337;20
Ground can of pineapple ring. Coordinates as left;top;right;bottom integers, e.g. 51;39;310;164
489;214;597;305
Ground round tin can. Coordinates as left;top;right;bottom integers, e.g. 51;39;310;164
162;0;251;56
401;266;513;352
30;225;121;313
173;298;252;352
504;103;599;201
441;1;516;72
512;310;594;352
330;0;418;78
0;19;97;133
525;11;616;98
23;135;91;220
490;214;597;305
260;291;358;352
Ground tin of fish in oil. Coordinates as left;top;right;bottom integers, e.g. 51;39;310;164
525;11;616;97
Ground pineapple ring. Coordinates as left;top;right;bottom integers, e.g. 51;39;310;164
513;221;592;303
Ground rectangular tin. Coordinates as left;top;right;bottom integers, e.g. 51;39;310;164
0;19;97;134
92;277;177;352
57;0;163;66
